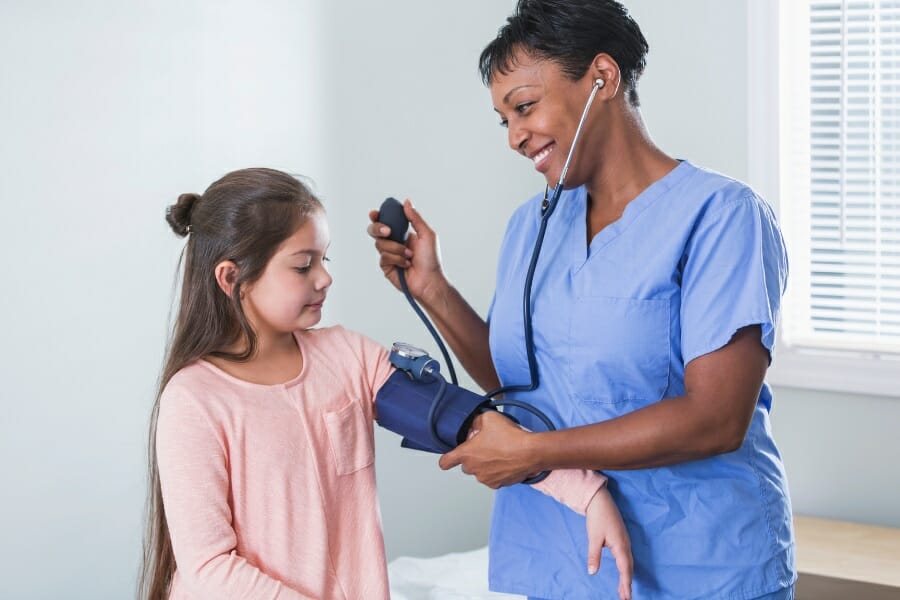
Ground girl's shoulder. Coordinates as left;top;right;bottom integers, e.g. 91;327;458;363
164;360;224;392
298;325;390;373
158;360;239;413
299;324;383;355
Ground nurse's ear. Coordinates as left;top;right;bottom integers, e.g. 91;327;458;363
588;53;621;100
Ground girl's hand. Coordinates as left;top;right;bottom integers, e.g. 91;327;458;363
585;486;633;600
367;199;446;303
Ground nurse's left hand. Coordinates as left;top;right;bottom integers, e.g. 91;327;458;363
439;411;538;488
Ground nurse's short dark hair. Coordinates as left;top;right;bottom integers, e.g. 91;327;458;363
479;0;649;106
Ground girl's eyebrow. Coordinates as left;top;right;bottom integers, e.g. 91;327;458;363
290;242;331;256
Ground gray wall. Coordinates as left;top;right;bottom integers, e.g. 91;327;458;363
1;1;897;599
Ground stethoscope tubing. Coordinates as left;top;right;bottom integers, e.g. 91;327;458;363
400;78;605;486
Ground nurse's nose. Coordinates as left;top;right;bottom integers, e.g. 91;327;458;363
508;121;529;154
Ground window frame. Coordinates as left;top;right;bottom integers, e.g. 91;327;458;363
747;0;900;397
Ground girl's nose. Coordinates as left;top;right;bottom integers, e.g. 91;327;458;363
316;267;333;291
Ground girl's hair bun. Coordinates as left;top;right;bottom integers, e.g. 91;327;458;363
165;193;201;237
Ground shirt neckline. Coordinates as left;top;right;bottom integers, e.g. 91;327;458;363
566;159;694;270
197;330;309;390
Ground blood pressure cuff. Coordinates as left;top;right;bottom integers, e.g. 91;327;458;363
375;370;491;453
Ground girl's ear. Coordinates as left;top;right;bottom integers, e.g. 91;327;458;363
214;260;239;297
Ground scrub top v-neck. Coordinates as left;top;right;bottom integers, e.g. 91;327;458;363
486;160;795;599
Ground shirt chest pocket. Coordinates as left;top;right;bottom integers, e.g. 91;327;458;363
323;399;375;475
568;296;670;405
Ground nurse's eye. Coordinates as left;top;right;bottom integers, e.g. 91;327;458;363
499;102;535;128
515;101;535;115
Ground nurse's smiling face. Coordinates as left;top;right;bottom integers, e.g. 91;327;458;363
489;48;604;189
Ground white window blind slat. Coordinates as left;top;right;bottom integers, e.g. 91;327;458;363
780;0;900;354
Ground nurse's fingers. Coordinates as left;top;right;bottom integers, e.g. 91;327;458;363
403;200;433;238
374;238;412;269
367;210;391;238
438;447;463;471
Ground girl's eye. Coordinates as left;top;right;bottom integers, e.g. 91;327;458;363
295;256;329;274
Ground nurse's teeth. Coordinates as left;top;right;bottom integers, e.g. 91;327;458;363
533;146;552;164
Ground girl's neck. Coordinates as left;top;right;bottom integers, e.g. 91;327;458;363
209;330;304;386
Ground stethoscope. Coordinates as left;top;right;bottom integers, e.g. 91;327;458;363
378;77;607;483
485;76;607;400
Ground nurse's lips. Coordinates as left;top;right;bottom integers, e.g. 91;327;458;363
529;143;555;173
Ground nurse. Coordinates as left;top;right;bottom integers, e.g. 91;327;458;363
368;1;795;598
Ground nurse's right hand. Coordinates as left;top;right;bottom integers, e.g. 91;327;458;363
367;199;447;303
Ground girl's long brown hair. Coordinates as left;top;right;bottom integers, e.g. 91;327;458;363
138;168;322;600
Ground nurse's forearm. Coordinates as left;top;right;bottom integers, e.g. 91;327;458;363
528;396;739;471
417;279;501;392
528;326;767;471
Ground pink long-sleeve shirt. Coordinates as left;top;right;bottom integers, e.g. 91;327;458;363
157;326;604;599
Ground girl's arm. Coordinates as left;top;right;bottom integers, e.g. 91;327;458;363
530;467;632;598
157;389;313;600
530;468;606;516
584;486;633;600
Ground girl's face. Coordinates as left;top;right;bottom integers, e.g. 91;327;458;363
242;211;333;336
489;49;600;189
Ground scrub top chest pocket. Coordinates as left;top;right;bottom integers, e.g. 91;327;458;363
323;398;375;475
568;295;670;405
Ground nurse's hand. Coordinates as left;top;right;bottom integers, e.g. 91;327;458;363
439;411;538;488
367;199;447;304
585;487;633;599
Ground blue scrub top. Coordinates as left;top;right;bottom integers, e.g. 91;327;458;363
486;161;795;599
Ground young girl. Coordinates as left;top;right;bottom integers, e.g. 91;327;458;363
139;168;633;600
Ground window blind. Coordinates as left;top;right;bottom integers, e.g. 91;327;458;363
785;1;900;354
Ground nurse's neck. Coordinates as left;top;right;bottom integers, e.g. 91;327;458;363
585;114;678;241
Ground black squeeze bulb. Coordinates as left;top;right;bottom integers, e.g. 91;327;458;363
378;197;409;243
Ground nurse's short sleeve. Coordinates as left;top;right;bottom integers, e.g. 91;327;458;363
680;188;788;366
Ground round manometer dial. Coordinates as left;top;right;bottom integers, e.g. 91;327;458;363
391;342;428;359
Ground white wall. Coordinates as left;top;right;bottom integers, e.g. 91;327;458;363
1;1;525;597
2;1;898;599
312;0;536;562
0;1;327;597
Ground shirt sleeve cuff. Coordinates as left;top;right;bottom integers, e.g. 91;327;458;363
531;469;607;515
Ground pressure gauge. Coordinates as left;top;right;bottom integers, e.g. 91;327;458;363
391;342;428;359
389;342;439;381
